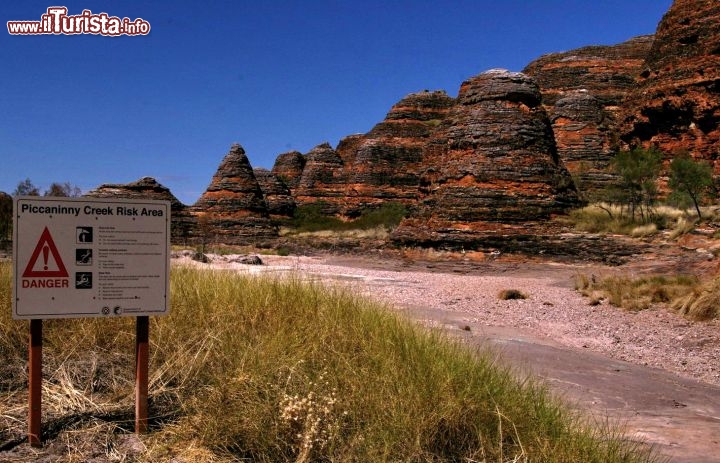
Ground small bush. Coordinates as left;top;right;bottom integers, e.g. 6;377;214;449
498;289;527;300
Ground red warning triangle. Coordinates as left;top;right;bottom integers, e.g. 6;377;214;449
22;227;69;278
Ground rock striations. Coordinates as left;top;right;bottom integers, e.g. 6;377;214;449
524;36;654;194
82;0;720;252
253;168;295;218
393;70;580;247
85;177;194;242
342;90;455;216
192;144;276;244
293;142;348;215
271;150;305;192
620;0;720;163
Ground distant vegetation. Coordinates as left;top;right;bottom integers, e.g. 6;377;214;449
567;148;717;237
0;178;82;243
0;263;659;462
289;202;407;233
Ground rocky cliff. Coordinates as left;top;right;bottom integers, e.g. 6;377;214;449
342;90;455;216
271;150;305;192
393;70;580;247
253;168;295;218
85;177;194;242
524;36;654;194
192;144;277;244
292;142;348;215
620;0;720;164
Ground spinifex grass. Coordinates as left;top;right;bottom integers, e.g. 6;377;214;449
0;262;660;462
575;272;700;313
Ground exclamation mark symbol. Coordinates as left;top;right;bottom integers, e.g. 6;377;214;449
43;245;49;271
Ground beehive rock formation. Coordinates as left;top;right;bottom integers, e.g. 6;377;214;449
85;177;194;242
293;143;348;215
524;36;654;113
192;144;276;244
524;36;654;193
253;168;295;218
342;90;455;216
271;150;305;192
393;69;580;247
548;90;617;193
620;0;720;163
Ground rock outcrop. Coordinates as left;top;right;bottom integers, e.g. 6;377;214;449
85;177;194;242
524;35;654;113
393;70;580;247
620;0;720;163
253;168;295;218
549;90;618;193
271;150;305;192
293;143;348;215
192;144;276;244
524;36;654;194
342;90;455;216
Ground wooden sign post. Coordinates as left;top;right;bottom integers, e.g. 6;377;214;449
28;319;42;447
13;197;170;446
135;316;149;434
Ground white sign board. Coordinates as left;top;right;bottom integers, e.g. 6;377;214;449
13;197;170;319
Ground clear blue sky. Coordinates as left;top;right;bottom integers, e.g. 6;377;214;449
1;0;672;205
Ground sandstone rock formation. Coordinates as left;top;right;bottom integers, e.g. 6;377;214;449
293;143;347;215
192;144;276;244
524;36;654;194
393;69;580;247
85;177;194;242
549;90;617;193
620;0;720;163
271;150;305;192
524;36;654;113
342;90;455;216
253;168;295;218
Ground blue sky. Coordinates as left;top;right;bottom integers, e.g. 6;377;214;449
1;1;672;205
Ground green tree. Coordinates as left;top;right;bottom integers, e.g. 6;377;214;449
13;178;40;196
44;181;82;197
0;192;11;241
610;147;663;221
669;153;714;219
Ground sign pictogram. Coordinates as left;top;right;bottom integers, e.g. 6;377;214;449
22;227;69;278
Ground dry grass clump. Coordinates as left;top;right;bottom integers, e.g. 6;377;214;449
568;203;702;238
672;277;720;321
630;223;658;238
0;262;660;462
498;289;528;300
575;272;701;313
